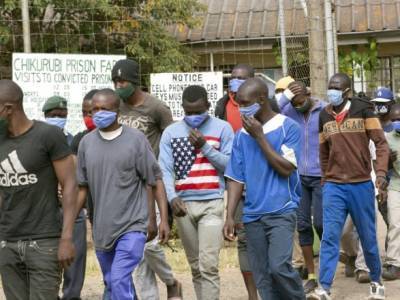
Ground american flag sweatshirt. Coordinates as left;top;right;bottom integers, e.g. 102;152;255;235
159;116;234;202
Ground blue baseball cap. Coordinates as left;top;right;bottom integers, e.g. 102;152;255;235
371;87;394;103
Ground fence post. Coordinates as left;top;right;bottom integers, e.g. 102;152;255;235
278;0;288;76
21;0;32;53
308;0;328;99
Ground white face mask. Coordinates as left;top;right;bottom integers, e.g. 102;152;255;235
275;92;283;102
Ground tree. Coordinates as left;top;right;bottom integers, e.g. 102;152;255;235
0;0;205;83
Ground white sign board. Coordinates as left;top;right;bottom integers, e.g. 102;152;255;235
12;53;126;134
150;72;223;119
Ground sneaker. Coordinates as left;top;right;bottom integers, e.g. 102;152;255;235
368;282;385;300
356;270;371;283
382;265;400;281
307;287;332;300
304;279;318;294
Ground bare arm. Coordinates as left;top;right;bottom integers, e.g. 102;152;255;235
223;179;244;241
146;185;157;242
226;180;244;221
53;155;78;268
152;179;170;244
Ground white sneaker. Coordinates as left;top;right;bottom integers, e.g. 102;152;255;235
307;287;332;300
368;282;385;300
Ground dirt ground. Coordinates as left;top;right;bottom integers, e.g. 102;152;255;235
79;266;400;300
1;214;399;299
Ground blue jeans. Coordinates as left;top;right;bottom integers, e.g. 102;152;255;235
96;231;146;300
245;212;305;300
319;181;381;290
297;176;323;246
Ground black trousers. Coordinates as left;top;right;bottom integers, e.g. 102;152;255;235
0;238;61;300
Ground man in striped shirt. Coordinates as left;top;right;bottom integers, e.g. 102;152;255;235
159;85;234;300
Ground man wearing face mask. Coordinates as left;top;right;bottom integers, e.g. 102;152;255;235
43;94;88;300
274;76;295;104
159;85;234;300
223;78;304;299
215;64;255;132
381;103;400;281
76;89;162;300
70;89;98;158
0;80;77;299
338;88;395;285
280;81;326;295
57;90;98;300
111;59;182;300
215;64;259;300
43;96;74;145
312;73;389;300
276;76;309;281
371;87;395;133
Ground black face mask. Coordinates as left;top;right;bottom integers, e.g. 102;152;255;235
294;98;312;114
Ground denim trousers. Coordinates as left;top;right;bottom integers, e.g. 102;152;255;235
245;212;305;300
0;238;61;300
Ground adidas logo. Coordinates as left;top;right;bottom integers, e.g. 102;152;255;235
0;150;38;187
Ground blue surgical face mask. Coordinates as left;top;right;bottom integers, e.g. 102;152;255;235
229;78;246;93
184;112;209;129
93;110;117;129
327;89;344;106
239;103;261;117
385;121;395;133
46;117;67;129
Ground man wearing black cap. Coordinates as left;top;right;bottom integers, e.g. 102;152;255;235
111;59;182;300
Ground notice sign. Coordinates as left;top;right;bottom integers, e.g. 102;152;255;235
150;72;223;119
12;53;126;134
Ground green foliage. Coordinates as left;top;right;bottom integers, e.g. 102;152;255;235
272;41;309;67
272;43;283;66
0;0;205;84
338;38;379;78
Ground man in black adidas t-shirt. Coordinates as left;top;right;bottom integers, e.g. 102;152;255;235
0;80;77;299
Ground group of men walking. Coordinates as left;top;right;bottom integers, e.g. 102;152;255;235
0;58;398;300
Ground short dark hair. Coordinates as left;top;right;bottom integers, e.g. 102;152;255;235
182;85;208;103
331;73;352;89
94;88;120;109
233;64;255;78
0;79;23;106
83;89;99;102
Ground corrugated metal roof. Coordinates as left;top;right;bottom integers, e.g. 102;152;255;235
172;0;400;43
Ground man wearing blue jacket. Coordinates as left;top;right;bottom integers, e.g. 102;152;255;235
279;81;325;295
159;85;234;300
224;78;305;299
